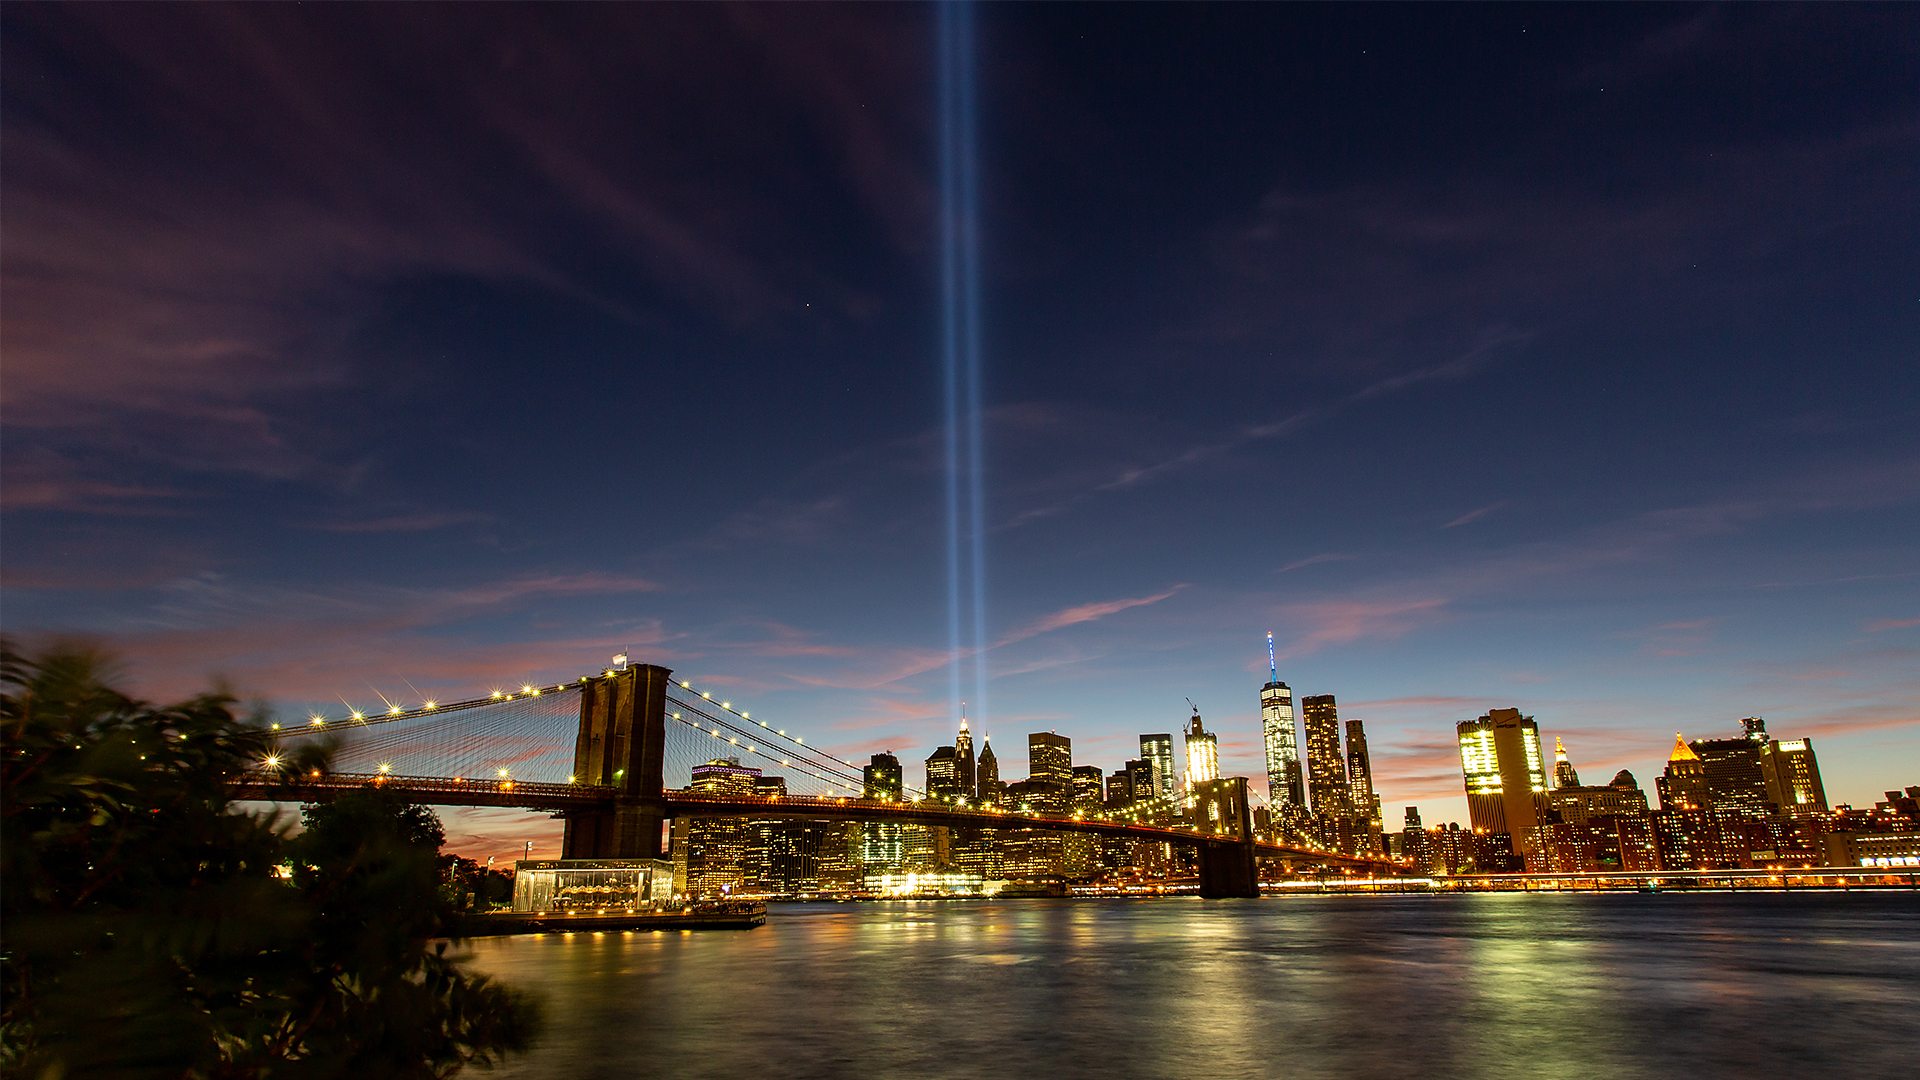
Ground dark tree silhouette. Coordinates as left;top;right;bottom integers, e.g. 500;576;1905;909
1;644;538;1077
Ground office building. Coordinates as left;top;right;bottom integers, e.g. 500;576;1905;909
925;746;961;800
1760;738;1827;817
1029;732;1074;806
1260;631;1305;812
1456;708;1550;858
1140;734;1176;800
1656;734;1708;812
1553;737;1580;788
976;737;1004;805
1690;726;1770;817
955;711;977;798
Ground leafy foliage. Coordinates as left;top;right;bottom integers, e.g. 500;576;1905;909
1;644;538;1077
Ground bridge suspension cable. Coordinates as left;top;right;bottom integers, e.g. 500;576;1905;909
666;677;929;799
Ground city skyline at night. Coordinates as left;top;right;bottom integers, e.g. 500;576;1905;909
3;4;1915;867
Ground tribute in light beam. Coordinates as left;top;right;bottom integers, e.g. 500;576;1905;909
939;0;988;733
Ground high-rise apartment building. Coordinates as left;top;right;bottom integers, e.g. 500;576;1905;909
1106;769;1133;806
1260;631;1305;812
1140;734;1176;800
1456;708;1550;857
1184;711;1219;790
1302;695;1349;816
1345;717;1383;831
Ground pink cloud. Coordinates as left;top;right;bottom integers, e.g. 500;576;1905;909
1441;501;1507;529
1865;616;1920;633
1272;596;1449;659
1000;586;1187;644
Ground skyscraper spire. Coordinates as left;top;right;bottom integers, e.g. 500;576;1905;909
1553;736;1580;788
1267;630;1278;684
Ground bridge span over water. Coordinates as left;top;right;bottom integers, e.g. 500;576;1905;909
238;664;1406;895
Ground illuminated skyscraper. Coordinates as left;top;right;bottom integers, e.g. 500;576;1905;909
1689;725;1770;817
1345;718;1383;838
1656;734;1708;812
925;746;961;799
955;711;977;798
1456;708;1550;857
1140;733;1176;800
1028;732;1073;812
680;757;761;896
1553;737;1580;788
863;753;904;800
1184;711;1219;790
1260;632;1305;812
976;737;1004;804
1760;737;1826;817
1301;695;1349;817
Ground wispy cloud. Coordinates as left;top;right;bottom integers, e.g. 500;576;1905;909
1864;616;1920;633
1000;586;1188;644
1277;553;1357;574
1441;501;1506;529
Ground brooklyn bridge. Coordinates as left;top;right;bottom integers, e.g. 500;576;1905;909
236;663;1407;897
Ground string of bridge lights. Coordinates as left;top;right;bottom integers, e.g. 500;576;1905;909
252;664;1236;833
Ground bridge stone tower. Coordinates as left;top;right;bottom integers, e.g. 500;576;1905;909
1195;776;1260;898
562;664;673;859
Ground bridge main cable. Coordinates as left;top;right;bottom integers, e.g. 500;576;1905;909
667;678;928;800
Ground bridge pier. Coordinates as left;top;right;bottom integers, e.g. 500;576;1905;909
1195;777;1260;898
562;664;673;859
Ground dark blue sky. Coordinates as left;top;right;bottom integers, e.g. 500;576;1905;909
4;4;1915;857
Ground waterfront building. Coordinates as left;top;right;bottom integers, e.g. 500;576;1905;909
1400;807;1434;872
1259;632;1306;814
1067;765;1104;877
1107;768;1133;806
1141;733;1176;800
1184;711;1219;791
678;757;761;896
1456;708;1550;859
1302;695;1350;820
860;752;905;873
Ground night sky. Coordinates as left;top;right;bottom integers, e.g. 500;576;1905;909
5;4;1916;860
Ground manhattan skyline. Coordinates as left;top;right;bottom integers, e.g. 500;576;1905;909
3;5;1916;862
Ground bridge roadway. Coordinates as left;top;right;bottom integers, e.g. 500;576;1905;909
233;772;1403;872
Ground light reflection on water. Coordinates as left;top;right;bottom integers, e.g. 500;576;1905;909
461;893;1920;1079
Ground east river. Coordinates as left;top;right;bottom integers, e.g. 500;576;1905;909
462;893;1920;1079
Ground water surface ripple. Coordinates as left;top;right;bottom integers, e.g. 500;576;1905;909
463;893;1920;1079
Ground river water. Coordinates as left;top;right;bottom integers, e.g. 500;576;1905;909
462;893;1920;1079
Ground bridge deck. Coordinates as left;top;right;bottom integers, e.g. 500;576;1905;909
235;773;1404;871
